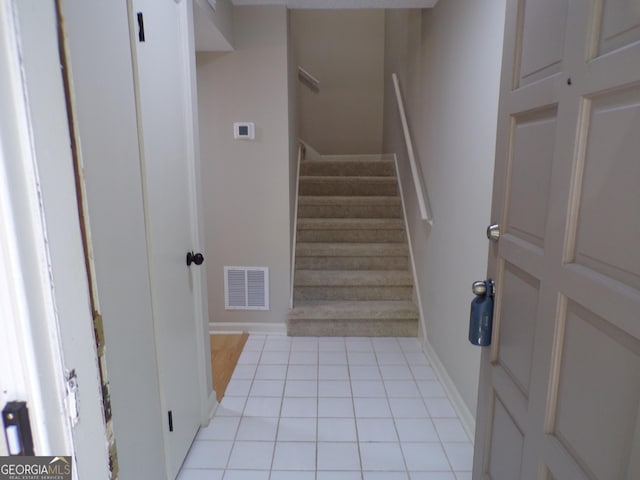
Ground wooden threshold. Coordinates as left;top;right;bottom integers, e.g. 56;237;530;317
210;333;249;402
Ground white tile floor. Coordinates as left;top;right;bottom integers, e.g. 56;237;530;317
179;336;473;480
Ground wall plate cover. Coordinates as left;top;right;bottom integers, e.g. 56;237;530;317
234;122;255;140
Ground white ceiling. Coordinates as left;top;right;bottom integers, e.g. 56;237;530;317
231;0;438;8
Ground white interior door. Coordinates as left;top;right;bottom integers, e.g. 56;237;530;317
129;0;202;477
474;1;640;479
2;0;111;476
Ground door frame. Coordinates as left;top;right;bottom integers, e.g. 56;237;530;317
0;0;109;476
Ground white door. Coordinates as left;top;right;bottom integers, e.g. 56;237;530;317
473;1;640;479
1;0;110;477
130;0;202;477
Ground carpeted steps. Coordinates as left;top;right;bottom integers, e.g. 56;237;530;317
297;195;403;219
288;153;419;337
288;300;419;337
295;242;409;271
296;218;406;243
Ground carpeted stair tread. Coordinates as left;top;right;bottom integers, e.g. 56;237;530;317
295;255;409;271
293;285;413;301
319;154;395;162
289;300;419;320
295;269;413;287
299;195;401;206
299;176;398;196
298;196;402;219
288;299;419;336
297;218;405;230
296;242;408;257
301;158;395;177
296;218;406;243
300;175;397;182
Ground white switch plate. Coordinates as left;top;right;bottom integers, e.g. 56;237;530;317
234;122;255;140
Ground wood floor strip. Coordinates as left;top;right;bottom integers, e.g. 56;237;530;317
210;333;249;401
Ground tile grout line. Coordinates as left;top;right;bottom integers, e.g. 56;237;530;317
381;337;411;478
347;337;365;480
186;335;472;479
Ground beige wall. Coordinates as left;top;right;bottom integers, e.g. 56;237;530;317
383;1;506;421
197;5;292;329
291;10;385;155
194;0;234;51
288;11;300;288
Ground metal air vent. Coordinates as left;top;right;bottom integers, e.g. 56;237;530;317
224;266;269;310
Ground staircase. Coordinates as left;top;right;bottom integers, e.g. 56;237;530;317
288;152;419;337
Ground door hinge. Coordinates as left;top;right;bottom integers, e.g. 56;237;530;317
65;369;79;426
137;12;145;42
168;410;173;432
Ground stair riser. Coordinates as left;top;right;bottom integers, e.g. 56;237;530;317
301;162;395;177
287;319;419;337
294;286;413;301
289;308;419;321
298;205;402;219
296;244;408;257
295;256;409;271
299;181;398;197
295;270;412;287
297;229;406;243
298;219;405;230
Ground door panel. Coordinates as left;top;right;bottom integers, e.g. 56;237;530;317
506;108;557;248
488;396;525;480
130;0;201;477
518;0;568;86
594;0;640;57
551;300;640;480
496;263;539;396
492;361;528;425
474;1;640;479
571;86;640;290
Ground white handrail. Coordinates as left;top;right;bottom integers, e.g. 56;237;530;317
298;66;320;92
289;142;304;308
392;73;432;225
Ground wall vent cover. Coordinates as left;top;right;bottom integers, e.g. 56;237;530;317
224;266;269;310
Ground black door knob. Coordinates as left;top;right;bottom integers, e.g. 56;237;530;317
186;251;204;266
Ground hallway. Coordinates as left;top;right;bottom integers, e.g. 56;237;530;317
179;335;473;479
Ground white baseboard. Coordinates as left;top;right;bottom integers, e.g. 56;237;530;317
209;322;287;335
204;392;218;426
422;339;476;443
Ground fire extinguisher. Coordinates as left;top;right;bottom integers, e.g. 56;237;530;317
468;279;494;347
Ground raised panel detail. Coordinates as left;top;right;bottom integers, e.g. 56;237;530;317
571;86;640;291
488;395;524;480
506;107;556;248
497;262;540;396
518;0;568;86
594;0;640;57
553;301;640;480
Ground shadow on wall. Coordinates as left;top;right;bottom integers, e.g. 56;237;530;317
291;9;385;155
